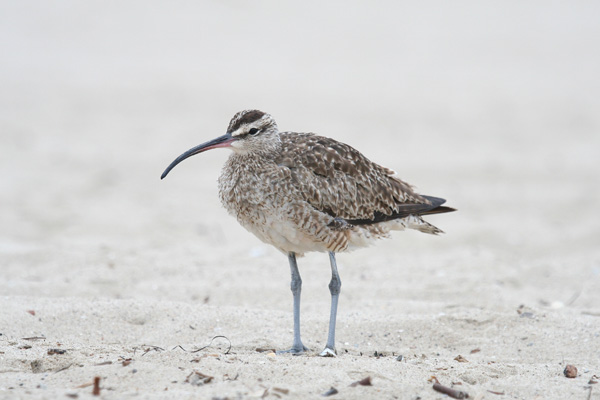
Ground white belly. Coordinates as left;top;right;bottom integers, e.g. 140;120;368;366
239;212;330;256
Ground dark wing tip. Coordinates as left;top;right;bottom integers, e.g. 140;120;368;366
346;195;455;226
422;205;457;215
420;196;456;216
421;195;446;207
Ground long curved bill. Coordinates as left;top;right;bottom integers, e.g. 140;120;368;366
161;133;235;179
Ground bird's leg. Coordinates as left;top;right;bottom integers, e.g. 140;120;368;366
277;252;309;354
320;251;341;357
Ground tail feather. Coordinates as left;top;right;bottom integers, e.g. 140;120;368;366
408;216;444;235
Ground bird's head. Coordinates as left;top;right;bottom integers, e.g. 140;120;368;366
161;109;279;179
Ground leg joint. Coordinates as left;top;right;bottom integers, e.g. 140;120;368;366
328;275;341;295
290;277;302;294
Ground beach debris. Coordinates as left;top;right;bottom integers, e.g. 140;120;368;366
487;390;505;395
185;371;213;386
224;373;239;381
516;305;536;319
588;375;598;384
47;348;66;355
350;376;372;387
191;353;221;362
396;355;403;361
141;345;165;356
256;347;277;353
470;348;481;354
31;360;43;373
174;335;232;355
121;358;132;367
54;363;72;373
22;336;46;341
94;361;112;366
520;312;535;318
454;355;469;363
322;387;338;396
92;377;101;396
373;351;384;357
65;393;79;398
430;377;469;399
433;382;469;399
272;387;289;395
563;365;577;378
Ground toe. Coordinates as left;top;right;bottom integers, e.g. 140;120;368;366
319;347;337;357
277;344;309;355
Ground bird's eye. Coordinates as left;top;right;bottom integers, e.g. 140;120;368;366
248;128;260;136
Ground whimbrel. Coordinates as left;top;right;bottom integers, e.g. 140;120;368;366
161;110;455;356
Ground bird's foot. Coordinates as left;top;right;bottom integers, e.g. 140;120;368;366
276;344;309;355
319;347;337;357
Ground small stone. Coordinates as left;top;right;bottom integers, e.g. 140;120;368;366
563;365;577;378
30;360;43;373
185;371;213;386
350;377;372;387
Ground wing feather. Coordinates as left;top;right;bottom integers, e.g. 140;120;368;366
275;133;434;222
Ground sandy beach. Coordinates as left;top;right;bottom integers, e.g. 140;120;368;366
1;2;599;399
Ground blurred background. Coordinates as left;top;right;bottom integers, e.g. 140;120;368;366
1;1;599;310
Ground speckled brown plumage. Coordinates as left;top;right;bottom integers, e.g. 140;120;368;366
213;110;455;256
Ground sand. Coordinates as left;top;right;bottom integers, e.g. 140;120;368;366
1;2;599;399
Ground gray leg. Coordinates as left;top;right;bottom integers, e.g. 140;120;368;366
320;251;341;357
277;252;308;354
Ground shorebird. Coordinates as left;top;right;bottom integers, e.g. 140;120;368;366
161;110;455;356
